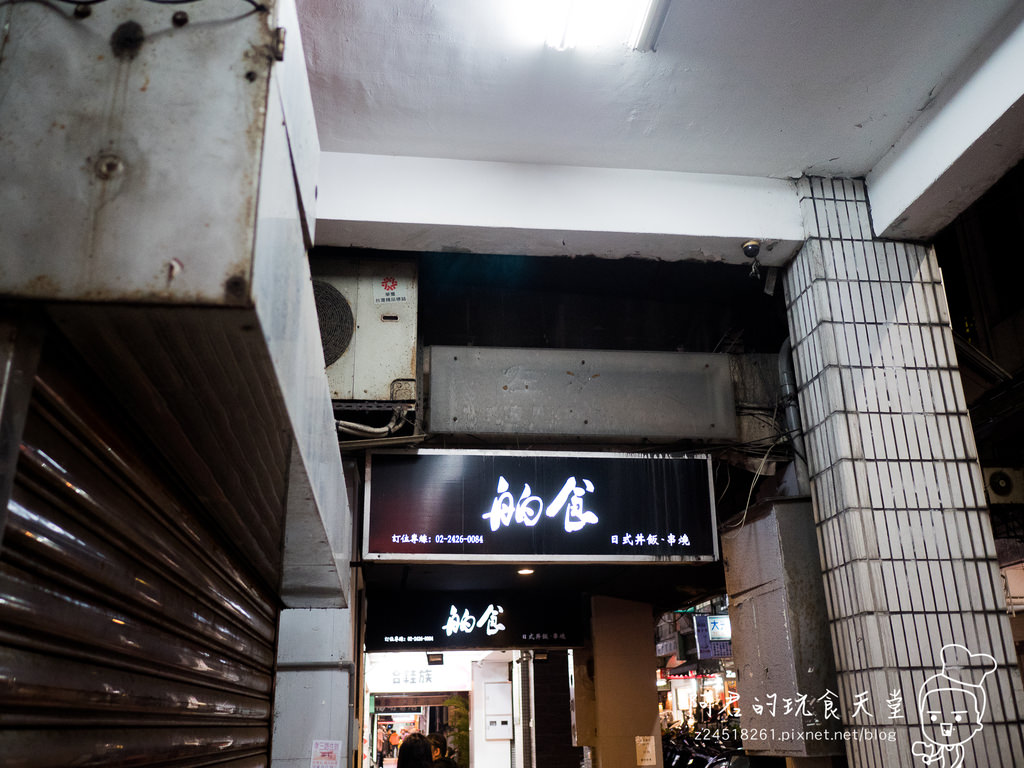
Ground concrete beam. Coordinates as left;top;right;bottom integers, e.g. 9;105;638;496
315;153;804;266
867;4;1024;240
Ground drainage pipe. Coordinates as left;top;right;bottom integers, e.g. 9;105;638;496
779;337;811;496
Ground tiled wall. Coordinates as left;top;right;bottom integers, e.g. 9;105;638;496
784;177;1024;767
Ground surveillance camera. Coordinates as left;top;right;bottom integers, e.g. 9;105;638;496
742;240;760;259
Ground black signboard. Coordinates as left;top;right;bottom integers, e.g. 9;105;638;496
364;450;717;562
365;590;586;652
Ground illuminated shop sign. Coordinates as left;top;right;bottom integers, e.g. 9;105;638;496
364;654;474;692
364;591;585;652
364;450;717;562
708;615;731;641
694;614;732;659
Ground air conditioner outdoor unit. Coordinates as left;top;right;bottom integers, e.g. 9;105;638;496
983;467;1024;505
311;259;417;402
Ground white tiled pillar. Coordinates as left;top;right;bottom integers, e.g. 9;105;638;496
784;178;1024;767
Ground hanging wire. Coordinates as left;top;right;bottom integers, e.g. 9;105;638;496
8;0;268;10
715;395;799;534
715;461;732;505
720;436;783;534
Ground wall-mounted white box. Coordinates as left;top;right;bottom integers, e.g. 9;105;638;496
484;681;513;741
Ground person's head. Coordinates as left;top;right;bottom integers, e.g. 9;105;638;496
433;758;458;768
396;732;433;768
427;732;447;760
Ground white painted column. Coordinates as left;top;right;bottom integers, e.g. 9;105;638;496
471;657;514;768
784;177;1024;767
272;609;355;768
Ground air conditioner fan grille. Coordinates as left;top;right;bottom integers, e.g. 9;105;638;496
312;279;355;366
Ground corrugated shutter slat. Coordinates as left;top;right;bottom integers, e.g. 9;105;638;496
0;346;279;765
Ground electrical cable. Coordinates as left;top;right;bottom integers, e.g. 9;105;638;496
715;461;732;504
337;407;410;437
7;0;267;10
720;436;782;534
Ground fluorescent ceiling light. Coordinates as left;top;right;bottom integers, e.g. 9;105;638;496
629;0;672;52
546;0;636;51
509;0;667;51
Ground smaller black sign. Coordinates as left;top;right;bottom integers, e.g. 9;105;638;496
365;590;586;652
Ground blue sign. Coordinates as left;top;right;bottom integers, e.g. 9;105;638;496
694;614;732;659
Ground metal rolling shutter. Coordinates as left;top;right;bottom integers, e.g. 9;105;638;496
0;345;279;766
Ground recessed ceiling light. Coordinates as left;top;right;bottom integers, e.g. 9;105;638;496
517;568;535;575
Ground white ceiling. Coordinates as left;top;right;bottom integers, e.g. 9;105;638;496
297;0;1019;181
